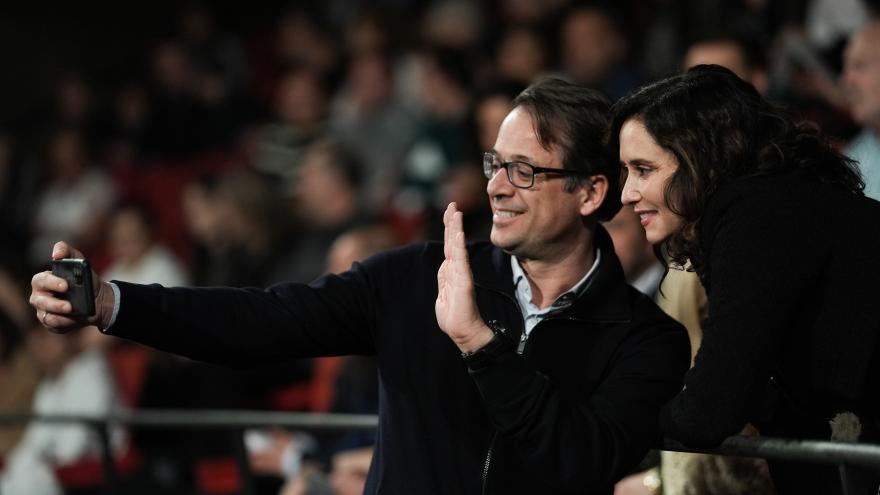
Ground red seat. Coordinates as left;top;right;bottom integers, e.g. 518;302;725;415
195;457;241;495
54;445;141;490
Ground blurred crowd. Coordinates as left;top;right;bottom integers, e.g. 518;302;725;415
1;0;879;494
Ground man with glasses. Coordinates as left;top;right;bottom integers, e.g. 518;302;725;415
31;78;688;494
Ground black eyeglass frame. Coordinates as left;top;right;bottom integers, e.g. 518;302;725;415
482;152;587;189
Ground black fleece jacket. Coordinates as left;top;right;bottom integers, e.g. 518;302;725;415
661;170;880;447
109;227;689;494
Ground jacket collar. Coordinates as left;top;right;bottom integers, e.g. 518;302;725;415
471;225;633;323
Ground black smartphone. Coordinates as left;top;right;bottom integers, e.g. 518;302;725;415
51;258;96;317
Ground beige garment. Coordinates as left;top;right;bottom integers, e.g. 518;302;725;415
0;349;41;456
656;268;707;365
655;268;776;494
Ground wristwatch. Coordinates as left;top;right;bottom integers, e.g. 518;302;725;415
461;320;516;368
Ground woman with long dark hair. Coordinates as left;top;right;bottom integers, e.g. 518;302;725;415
609;64;880;494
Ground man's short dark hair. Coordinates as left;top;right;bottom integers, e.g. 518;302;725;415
512;77;621;220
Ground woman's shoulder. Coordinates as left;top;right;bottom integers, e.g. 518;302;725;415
705;170;876;224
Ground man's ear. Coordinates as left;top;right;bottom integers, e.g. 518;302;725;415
578;175;608;217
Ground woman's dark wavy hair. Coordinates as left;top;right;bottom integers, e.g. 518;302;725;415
607;64;864;272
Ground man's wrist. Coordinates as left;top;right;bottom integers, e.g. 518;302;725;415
461;320;516;369
95;281;119;331
456;324;495;354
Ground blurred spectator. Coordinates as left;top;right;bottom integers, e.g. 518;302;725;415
102;199;189;287
279;464;334;495
0;307;40;458
842;21;880;200
393;46;472;234
0;134;39;257
327;447;373;495
141;40;209;159
100;83;150;170
0;326;126;495
252;68;329;180
683;35;768;94
248;225;390;491
560;4;643;100
343;10;398;55
421;0;482;50
282;140;369;284
47;73;101;147
275;9;341;76
329;50;420;213
211;169;299;287
424;81;524;243
493;25;551;85
176;4;248;95
602;206;663;297
805;0;870;50
181;173;235;286
29;127;116;267
275;447;372;495
497;0;567;25
470;81;525;153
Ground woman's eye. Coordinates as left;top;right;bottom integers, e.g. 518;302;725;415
635;165;652;176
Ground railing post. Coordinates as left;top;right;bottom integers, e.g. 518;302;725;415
93;420;119;495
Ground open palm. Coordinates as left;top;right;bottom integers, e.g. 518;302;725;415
435;203;490;350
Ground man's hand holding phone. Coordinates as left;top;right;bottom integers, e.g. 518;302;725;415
30;241;115;333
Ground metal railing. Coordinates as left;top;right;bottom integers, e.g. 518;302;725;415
1;410;878;494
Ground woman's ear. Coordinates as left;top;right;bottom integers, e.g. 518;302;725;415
579;175;608;217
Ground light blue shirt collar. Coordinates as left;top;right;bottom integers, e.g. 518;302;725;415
511;248;601;337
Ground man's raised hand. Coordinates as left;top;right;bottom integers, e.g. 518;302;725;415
435;203;494;353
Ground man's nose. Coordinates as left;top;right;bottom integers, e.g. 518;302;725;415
486;166;514;196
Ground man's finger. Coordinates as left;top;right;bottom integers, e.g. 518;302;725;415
30;292;73;314
32;271;69;293
52;241;85;260
443;203;457;259
42;313;80;332
52;241;71;260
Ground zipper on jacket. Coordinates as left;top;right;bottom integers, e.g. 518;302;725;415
516;332;528;354
516;314;605;356
481;432;497;495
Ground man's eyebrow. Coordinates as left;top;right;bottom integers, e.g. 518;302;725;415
490;149;536;162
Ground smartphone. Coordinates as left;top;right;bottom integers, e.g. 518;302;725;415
51;258;96;317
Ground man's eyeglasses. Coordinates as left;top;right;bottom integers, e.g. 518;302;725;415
482;152;585;189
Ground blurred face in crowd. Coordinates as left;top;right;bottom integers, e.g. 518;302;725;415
561;9;624;85
476;95;514;151
296;148;338;213
277;71;326;129
50;130;86;182
619;119;683;244
109;208;153;266
684;40;767;95
182;182;223;244
329;447;372;495
153;42;193;95
842;24;880;130
487;107;592;261
347;51;393;112
496;27;547;84
684;41;748;79
603;205;655;282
